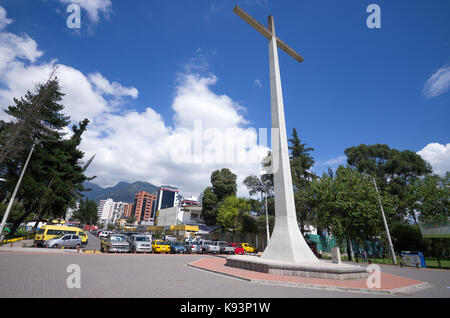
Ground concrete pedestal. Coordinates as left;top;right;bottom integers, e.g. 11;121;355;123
226;255;369;280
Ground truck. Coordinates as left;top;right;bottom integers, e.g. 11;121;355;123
214;241;235;254
199;239;220;254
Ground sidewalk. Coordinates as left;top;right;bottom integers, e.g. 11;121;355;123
187;257;431;295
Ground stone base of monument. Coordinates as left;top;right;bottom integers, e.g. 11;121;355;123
226;255;368;280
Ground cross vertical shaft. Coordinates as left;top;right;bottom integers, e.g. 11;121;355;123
261;15;318;263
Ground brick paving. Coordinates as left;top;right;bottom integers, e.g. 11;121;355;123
188;257;430;294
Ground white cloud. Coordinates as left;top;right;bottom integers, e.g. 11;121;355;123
81;72;268;197
315;155;346;167
0;32;43;74
417;143;450;176
57;0;112;24
0;7;268;198
0;6;13;30
423;65;450;98
254;79;262;88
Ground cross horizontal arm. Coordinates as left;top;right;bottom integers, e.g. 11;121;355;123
233;6;304;63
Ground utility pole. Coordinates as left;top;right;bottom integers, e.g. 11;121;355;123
0;140;37;242
373;177;397;265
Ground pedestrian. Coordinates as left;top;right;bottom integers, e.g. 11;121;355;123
362;249;367;262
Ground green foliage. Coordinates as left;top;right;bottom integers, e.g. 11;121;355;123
211;168;237;202
72;198;98;225
201;169;237;226
390;223;427;252
288;128;316;188
200;186;219;225
344;144;432;220
0;77;93;236
310;166;396;243
0;202;26;224
126;216;136;224
216;196;251;235
408;173;449;222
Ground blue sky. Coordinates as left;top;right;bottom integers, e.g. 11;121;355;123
0;0;449;197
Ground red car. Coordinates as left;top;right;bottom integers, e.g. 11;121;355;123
228;242;245;255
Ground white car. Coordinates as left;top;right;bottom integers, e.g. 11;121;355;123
98;231;112;239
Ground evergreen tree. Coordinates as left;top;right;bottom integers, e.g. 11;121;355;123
0;78;93;236
288;128;316;234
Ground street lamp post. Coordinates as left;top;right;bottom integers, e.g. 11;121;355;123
0;140;37;242
372;177;397;265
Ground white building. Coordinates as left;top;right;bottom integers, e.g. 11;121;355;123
97;198;114;224
157;205;203;227
97;199;128;225
65;201;80;221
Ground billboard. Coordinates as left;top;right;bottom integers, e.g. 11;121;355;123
418;219;450;238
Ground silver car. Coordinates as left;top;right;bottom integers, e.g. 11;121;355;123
44;234;82;249
184;241;201;253
199;240;220;254
128;234;152;253
101;234;130;253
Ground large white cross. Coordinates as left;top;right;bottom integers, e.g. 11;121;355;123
234;6;319;263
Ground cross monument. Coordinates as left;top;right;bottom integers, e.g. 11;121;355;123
233;6;319;263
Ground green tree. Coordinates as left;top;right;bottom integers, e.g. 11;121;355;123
345;144;432;221
211;168;237;202
216;196;251;241
0;78;93;236
126;216;136;224
408;172;449;222
288;128;316;234
72;198;98;225
200;186;219;225
310;166;396;260
201;169;237;226
288;128;315;188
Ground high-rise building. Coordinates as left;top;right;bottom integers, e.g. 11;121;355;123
98;198;115;224
112;201;127;224
123;203;134;218
154;186;179;218
179;195;199;207
132;190;156;223
97;199;127;225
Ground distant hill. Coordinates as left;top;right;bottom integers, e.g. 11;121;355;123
82;181;158;203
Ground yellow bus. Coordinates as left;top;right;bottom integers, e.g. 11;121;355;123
34;225;88;247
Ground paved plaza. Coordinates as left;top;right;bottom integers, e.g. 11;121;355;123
0;248;449;298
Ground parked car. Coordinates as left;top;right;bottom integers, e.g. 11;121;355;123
164;235;177;242
241;243;256;253
228;242;245;255
34;225;88;247
122;232;141;238
44;234;82;249
306;240;321;258
199;240;220;254
101;234;130;253
98;231;112;239
152;240;171;254
128;234;152;253
185;241;201;254
169;241;188;254
214;241;235;254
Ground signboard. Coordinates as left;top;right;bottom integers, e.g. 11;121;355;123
418;219;450;238
401;251;426;268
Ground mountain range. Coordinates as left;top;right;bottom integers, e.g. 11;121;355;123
82;181;159;204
